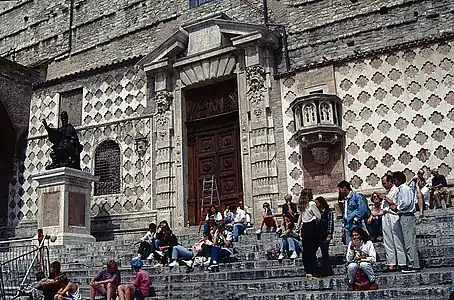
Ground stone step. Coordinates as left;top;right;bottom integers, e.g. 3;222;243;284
240;285;450;300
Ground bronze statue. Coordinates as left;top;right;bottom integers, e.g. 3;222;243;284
42;111;83;170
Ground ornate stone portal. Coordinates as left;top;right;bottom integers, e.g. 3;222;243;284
32;167;97;245
138;13;281;226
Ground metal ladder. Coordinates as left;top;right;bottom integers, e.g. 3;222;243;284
198;175;220;233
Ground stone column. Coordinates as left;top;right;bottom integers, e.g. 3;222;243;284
32;167;97;246
240;45;279;219
152;85;176;227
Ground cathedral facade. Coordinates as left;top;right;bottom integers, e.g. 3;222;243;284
1;0;453;237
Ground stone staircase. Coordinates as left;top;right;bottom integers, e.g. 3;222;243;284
46;208;454;300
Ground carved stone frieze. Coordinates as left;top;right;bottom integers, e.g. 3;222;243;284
246;65;267;105
154;90;173;127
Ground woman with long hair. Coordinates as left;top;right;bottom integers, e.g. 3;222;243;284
315;196;334;277
346;227;377;291
297;188;321;278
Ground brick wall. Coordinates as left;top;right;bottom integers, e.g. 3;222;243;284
1;0;454;80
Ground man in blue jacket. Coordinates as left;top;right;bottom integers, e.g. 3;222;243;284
338;180;368;244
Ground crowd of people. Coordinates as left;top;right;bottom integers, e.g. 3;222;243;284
25;167;450;298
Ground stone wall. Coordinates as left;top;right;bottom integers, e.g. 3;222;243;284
20;62;153;226
1;0;454;79
0;58;38;229
336;39;454;190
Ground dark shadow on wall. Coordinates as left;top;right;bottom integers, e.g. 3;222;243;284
91;206;118;241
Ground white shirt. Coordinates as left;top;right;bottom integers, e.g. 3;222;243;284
411;182;430;208
140;231;155;245
300;201;321;223
346;240;376;264
205;212;223;222
382;185;398;214
233;208;246;224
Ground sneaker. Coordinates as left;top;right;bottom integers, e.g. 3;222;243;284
289;251;297;259
153;262;163;267
347;283;355;291
168;260;179;267
276;228;282;234
146;253;154;260
203;258;211;266
155;250;164;257
133;254;142;260
369;282;378;290
278;253;284;260
401;266;419;273
256;229;262;234
182;260;194;268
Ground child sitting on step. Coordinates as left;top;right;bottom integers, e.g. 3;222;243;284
118;260;150;300
346;228;378;291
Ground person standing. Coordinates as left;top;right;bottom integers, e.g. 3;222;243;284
297;189;321;278
390;171;420;273
338;180;368;245
314;196;334;276
378;174;406;272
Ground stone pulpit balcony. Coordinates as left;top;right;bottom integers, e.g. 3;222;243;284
290;94;345;165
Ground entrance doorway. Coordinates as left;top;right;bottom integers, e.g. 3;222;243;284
0;103;15;227
186;79;243;225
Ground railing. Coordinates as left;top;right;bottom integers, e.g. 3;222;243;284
0;236;52;300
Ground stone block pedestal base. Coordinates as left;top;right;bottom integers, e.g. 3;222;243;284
32;167;97;246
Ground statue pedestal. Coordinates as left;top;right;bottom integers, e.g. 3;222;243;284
32;167;97;246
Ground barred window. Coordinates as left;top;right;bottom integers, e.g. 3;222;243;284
94;140;121;196
189;0;214;8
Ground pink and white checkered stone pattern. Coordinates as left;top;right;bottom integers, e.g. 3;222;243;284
335;41;454;189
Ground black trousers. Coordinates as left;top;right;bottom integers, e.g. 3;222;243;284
301;221;319;275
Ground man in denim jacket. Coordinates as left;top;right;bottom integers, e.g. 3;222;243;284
338;180;368;244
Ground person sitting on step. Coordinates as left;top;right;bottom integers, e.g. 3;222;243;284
39;261;63;300
429;168;448;209
191;232;214;267
223;205;233;224
410;174;430;218
53;274;81;300
256;202;279;234
208;223;234;271
366;193;383;242
203;205;223;234
133;223;157;260
346;228;378;291
154;225;178;267
118;260;150;300
152;220;169;265
278;213;300;260
169;243;196;268
89;260;121;300
281;194;299;224
229;204;247;241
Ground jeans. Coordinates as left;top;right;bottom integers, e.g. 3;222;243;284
367;216;382;240
138;241;153;257
203;220;221;234
233;224;245;238
347;262;375;283
210;246;231;263
171;245;193;260
319;240;331;274
280;237;296;254
399;214;420;269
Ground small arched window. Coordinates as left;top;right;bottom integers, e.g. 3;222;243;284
302;103;317;126
319;101;333;123
94;140;121;196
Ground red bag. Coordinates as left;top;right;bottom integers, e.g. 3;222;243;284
354;268;370;291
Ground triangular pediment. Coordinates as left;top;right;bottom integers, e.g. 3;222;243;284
138;13;273;72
